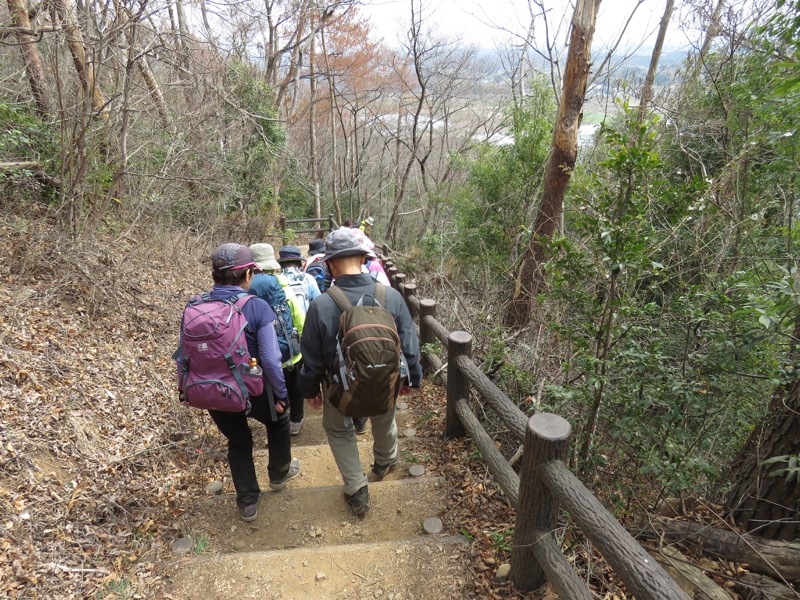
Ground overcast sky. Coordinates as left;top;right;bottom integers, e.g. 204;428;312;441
359;0;699;53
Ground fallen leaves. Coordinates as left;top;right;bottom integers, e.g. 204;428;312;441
0;216;225;598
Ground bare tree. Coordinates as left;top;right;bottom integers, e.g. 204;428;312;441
5;0;53;116
506;0;602;328
690;0;726;79
53;0;107;118
308;13;321;218
384;0;487;244
638;0;675;121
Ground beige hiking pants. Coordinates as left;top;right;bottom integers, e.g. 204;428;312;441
322;398;398;496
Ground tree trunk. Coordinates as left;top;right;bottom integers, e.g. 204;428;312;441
638;0;674;122
691;0;726;80
7;0;53;116
506;0;602;328
54;0;107;118
724;311;800;541
136;56;169;129
631;513;800;583
320;28;341;222
308;22;321;218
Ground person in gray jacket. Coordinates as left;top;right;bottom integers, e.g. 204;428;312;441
299;228;422;516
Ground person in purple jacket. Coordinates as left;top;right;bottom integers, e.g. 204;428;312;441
192;243;301;522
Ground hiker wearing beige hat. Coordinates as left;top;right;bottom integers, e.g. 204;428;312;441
249;243;308;436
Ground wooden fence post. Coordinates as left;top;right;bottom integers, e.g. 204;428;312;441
419;299;436;346
395;272;406;295
511;413;571;591
328;213;335;230
387;265;398;286
279;216;287;245
445;331;471;438
403;283;418;319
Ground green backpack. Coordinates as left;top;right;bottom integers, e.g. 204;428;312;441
326;284;402;417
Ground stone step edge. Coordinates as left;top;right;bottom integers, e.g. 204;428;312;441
256;439;393;454
203;475;446;501
184;534;468;565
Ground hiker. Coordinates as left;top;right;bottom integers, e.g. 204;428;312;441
365;251;391;286
299;228;422;516
352;230;390;288
249;243;307;436
359;216;374;233
180;243;300;522
277;245;321;313
304;238;328;293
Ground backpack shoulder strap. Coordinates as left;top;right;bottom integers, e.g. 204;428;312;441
375;282;386;307
232;292;251;308
188;292;211;306
327;285;353;313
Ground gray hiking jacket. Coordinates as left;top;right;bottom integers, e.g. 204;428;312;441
299;273;422;398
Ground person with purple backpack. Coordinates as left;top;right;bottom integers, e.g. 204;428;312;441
176;243;300;522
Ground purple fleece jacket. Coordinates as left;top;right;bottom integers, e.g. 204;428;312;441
179;285;287;398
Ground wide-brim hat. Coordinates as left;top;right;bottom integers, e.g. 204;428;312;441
323;228;370;262
308;239;325;255
249;243;281;271
277;245;305;264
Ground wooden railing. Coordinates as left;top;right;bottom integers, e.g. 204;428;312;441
381;247;691;599
279;214;337;243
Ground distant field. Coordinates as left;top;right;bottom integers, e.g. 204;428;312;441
582;112;607;125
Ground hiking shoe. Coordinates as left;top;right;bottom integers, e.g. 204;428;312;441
240;503;258;522
344;485;370;516
290;418;305;436
269;458;301;491
371;459;398;478
353;417;368;435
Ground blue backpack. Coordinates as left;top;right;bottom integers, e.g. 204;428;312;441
305;258;327;293
249;274;300;365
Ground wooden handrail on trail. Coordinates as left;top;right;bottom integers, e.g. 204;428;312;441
381;246;691;599
279;214;337;242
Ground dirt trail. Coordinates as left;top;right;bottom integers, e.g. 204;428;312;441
167;401;472;599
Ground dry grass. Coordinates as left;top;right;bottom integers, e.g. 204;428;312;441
0;211;225;598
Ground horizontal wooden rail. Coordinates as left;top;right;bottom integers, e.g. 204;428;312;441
530;534;593;600
454;354;527;442
422;314;450;346
279;214;336;243
539;459;690;598
455;398;519;507
383;249;690;599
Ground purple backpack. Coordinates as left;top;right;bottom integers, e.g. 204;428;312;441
176;293;264;412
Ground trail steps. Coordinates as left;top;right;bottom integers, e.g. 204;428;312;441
168;403;470;599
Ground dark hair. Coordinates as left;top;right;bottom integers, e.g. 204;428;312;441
343;219;353;227
212;260;251;286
